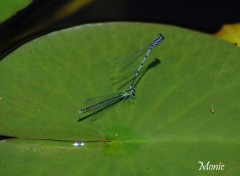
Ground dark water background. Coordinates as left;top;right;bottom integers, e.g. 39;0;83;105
0;0;239;60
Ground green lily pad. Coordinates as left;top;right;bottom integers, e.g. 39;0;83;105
0;0;31;23
0;22;240;175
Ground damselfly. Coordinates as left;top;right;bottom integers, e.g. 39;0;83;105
78;89;135;122
129;34;164;90
113;34;164;91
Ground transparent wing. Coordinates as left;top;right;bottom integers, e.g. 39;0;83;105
81;92;123;107
113;43;151;74
111;58;161;90
90;98;123;122
111;66;148;90
113;33;164;75
78;94;125;122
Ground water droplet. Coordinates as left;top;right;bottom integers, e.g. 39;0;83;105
73;141;84;147
80;141;85;146
73;141;80;147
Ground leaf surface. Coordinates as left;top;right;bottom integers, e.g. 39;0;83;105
0;22;240;175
